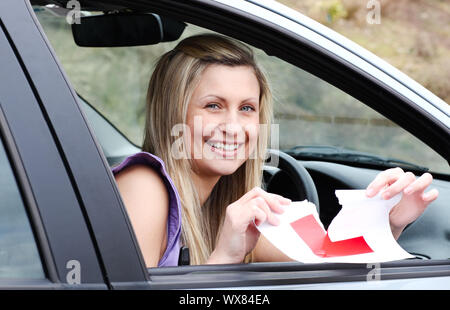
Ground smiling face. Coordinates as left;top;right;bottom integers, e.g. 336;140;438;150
185;64;261;177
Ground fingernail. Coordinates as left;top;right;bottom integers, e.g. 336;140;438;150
404;187;413;195
366;188;375;196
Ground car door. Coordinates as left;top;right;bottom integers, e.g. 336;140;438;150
29;0;450;290
0;0;153;289
0;1;107;289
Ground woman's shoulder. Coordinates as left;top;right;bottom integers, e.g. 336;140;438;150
112;151;180;209
113;152;171;214
112;151;167;176
114;163;169;204
111;151;182;267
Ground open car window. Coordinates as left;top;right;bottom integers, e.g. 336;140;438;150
33;3;449;288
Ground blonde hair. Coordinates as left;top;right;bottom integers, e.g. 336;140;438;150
143;34;272;265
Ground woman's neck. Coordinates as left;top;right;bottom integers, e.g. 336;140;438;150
190;171;221;205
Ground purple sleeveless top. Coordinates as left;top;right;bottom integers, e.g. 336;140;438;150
111;151;182;267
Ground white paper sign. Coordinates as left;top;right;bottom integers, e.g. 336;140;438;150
256;189;414;263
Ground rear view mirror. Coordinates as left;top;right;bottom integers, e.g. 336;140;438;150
72;13;186;47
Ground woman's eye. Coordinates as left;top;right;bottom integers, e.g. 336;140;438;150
241;105;255;112
205;103;220;109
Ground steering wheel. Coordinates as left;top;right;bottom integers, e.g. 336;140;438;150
264;149;320;214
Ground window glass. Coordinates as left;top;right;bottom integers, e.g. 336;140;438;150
0;136;45;279
34;6;449;175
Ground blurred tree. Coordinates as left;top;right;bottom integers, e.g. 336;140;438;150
278;0;450;104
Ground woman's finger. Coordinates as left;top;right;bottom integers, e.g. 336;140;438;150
366;167;404;197
250;203;268;226
382;171;416;199
239;187;286;214
422;188;439;202
252;197;280;226
238;186;266;202
226;201;265;232
270;193;291;205
403;172;433;195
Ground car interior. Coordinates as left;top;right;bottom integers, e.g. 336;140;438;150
32;2;450;273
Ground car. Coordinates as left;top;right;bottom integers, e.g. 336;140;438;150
0;0;449;291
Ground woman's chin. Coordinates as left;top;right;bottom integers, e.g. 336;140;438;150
205;160;243;176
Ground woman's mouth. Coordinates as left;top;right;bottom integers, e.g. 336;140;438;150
205;140;243;158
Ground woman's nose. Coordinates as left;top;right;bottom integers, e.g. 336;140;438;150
218;111;244;139
224;109;239;125
229;109;247;127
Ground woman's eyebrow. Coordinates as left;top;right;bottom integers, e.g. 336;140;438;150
199;94;226;101
199;94;258;103
242;97;259;103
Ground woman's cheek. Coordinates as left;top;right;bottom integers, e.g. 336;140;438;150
187;114;211;159
245;122;260;159
195;125;207;160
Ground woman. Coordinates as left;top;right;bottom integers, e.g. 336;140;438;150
112;33;439;267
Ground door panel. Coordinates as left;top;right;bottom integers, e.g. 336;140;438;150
0;5;105;287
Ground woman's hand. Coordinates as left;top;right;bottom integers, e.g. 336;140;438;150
366;167;439;240
207;187;290;264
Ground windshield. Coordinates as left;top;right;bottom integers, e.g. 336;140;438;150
34;6;449;175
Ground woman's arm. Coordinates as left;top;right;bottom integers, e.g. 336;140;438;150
114;164;169;268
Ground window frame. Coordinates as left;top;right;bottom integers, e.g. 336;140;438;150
0;0;106;289
19;0;150;288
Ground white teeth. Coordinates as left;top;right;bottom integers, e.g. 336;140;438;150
207;142;239;151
